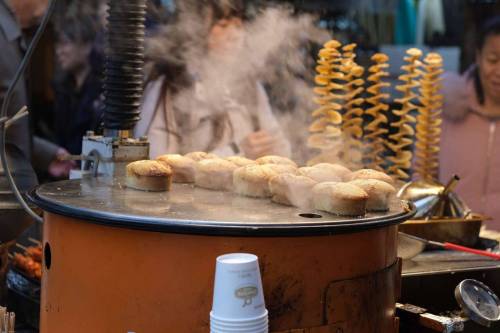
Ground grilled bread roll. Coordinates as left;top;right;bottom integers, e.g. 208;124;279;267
268;173;317;208
298;167;342;183
349;169;394;185
185;151;218;162
194;158;238;191
225;156;256;167
126;160;173;192
348;179;396;212
256;155;297;168
306;163;352;181
233;164;280;198
156;154;196;183
261;163;298;175
312;182;368;216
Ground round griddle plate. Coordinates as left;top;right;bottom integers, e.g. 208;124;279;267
455;279;500;327
29;178;415;236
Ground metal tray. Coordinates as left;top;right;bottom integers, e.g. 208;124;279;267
399;216;484;247
28;177;416;236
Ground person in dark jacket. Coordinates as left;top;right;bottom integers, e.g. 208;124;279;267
0;0;47;304
52;14;103;156
0;0;47;190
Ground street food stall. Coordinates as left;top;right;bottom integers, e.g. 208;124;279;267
0;1;500;333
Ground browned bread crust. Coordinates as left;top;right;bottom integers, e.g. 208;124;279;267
194;158;238;191
269;173;317;208
348;179;396;212
348;169;394;185
312;182;368;216
126;160;172;191
255;155;297;168
157;154;196;183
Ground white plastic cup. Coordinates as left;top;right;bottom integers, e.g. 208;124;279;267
210;311;268;325
210;328;269;333
211;253;267;321
211;326;267;333
211;321;267;330
210;311;269;327
210;321;268;332
210;311;268;328
210;318;268;332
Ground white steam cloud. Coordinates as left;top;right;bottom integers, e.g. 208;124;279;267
146;3;331;164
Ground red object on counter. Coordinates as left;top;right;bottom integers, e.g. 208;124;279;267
443;242;500;260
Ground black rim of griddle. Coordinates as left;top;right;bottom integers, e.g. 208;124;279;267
28;180;416;237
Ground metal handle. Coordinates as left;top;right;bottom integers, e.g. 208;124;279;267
443;243;500;260
442;175;460;196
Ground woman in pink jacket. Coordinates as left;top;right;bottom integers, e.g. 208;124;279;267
441;17;500;230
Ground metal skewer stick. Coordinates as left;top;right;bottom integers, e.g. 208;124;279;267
28;238;41;246
0;307;5;332
4;106;28;130
8;312;14;333
3;313;8;333
15;244;27;252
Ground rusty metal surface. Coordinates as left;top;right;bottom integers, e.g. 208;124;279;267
323;260;401;333
30;178;414;236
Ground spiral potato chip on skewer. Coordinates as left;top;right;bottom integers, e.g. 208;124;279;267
414;53;443;181
387;48;422;181
338;45;365;169
342;43;357;62
364;53;390;171
308;40;345;154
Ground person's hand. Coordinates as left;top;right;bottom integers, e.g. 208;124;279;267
48;148;76;179
240;130;280;160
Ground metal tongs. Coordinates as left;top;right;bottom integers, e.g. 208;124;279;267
398;175;471;219
0;307;15;333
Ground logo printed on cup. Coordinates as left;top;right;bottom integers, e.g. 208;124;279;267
235;286;258;307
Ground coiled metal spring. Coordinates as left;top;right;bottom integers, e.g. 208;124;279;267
103;0;147;130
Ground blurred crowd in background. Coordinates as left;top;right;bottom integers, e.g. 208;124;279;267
3;0;500;182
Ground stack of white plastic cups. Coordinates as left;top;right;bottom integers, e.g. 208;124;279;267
210;253;268;333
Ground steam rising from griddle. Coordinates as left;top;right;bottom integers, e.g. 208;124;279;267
146;4;331;162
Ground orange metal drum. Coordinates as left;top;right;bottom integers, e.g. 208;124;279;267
41;213;400;333
30;179;414;333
